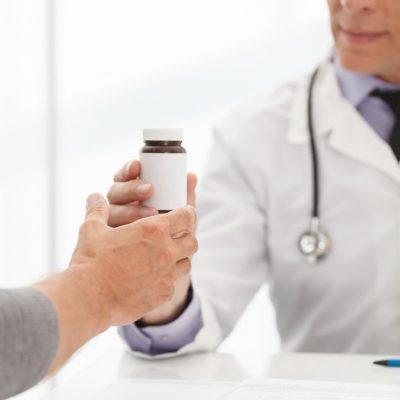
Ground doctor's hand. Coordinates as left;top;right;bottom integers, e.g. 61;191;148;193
107;160;197;326
107;159;197;227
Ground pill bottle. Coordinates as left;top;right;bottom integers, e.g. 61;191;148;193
140;128;187;213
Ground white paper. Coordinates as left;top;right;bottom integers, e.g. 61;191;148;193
218;378;400;400
85;379;234;400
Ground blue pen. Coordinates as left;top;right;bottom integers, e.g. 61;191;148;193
373;359;400;367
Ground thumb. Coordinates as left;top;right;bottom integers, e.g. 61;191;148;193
85;193;110;224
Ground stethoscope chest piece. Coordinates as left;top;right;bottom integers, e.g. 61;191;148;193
298;217;332;264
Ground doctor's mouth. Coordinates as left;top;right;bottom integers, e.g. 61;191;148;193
338;26;389;45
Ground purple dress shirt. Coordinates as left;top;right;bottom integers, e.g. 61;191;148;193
120;57;400;356
119;292;203;355
334;57;400;141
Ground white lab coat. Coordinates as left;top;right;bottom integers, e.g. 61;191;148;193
140;60;400;358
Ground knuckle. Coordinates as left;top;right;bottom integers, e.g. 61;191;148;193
177;208;189;225
143;220;166;237
176;259;191;277
181;207;195;228
182;258;192;274
143;221;159;235
127;205;140;221
191;236;199;253
157;249;174;265
168;208;185;228
174;208;185;219
107;206;117;227
79;224;88;236
80;219;99;235
106;187;114;202
88;204;107;215
127;180;138;195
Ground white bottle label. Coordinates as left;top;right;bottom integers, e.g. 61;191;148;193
140;153;187;210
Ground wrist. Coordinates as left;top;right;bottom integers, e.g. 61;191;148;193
66;265;112;333
139;278;192;326
35;266;111;339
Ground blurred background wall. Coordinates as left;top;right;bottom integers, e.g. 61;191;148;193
0;1;332;398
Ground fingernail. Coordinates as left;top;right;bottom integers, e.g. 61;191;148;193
136;183;152;194
139;207;158;218
86;194;102;209
123;161;132;178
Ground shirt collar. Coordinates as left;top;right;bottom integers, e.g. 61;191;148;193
334;55;400;108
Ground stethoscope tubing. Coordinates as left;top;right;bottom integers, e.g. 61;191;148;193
298;66;333;263
307;67;321;220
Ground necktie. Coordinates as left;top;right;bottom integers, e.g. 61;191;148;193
371;89;400;162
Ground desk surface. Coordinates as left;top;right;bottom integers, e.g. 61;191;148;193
42;350;400;399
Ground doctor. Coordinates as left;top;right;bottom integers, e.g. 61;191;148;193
108;0;400;356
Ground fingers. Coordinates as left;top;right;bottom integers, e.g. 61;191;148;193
85;194;110;224
113;160;141;183
175;258;191;278
163;206;197;236
108;204;158;227
187;173;197;207
173;231;199;260
107;180;154;205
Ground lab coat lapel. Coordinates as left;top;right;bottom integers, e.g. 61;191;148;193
329;99;400;184
288;61;400;185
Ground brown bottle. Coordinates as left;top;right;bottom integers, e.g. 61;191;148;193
140;129;187;213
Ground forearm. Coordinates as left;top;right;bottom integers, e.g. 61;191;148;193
34;266;111;375
0;288;58;399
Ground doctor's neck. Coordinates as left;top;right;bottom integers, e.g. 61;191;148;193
375;68;400;85
337;50;400;84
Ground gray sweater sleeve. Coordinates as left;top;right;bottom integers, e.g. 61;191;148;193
0;288;58;399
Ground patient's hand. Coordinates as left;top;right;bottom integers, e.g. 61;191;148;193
107;160;197;325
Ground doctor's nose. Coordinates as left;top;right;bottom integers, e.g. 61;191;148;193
339;0;378;13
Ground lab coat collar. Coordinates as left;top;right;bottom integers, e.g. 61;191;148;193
287;59;338;144
334;56;400;109
287;60;400;184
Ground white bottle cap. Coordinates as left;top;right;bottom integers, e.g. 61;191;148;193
143;128;183;141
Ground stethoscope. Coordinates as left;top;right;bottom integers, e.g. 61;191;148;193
298;67;333;264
